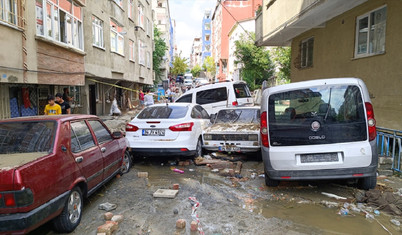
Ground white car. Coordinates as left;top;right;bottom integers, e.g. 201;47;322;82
183;78;193;88
202;107;261;153
126;103;210;157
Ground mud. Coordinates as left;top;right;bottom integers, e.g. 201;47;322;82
205;123;260;132
0;152;48;170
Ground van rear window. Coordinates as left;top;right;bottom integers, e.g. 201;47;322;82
268;85;367;146
138;106;188;119
196;87;227;105
233;84;251;98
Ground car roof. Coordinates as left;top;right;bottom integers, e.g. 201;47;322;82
217;106;260;111
146;103;197;108
265;78;364;93
0;114;98;123
180;80;247;96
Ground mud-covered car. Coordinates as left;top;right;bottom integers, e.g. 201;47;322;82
202;107;260;153
0;115;130;234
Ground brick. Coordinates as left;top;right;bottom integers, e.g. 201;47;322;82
173;184;179;190
97;221;118;235
176;219;186;229
104;212;114;221
111;215;124;223
379;156;393;165
137;172;148;178
190;221;198;231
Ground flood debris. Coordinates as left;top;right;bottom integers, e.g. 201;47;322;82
98;202;117;212
321;192;347;200
176;219;186;229
356;189;402;216
172;168;184;174
104;212;114;220
189;197;204;234
172;183;179;190
137;172;148;178
153;189;178;198
97;221;118;235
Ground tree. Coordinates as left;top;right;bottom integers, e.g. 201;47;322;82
171;56;187;76
202;56;216;80
191;65;202;77
270;47;291;84
153;27;168;85
234;32;274;90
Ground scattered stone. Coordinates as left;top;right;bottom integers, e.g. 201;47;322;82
97;221;118;235
153;189;179;198
354;190;366;203
190;221;198;231
137;172;148;178
189;169;195;172
219;168;234;176
211;169;219;173
321;200;339;208
390;219;401;226
111;215;124;223
178;161;185;166
173;184;179;190
98;202;117;212
173;209;179;214
184;160;190;166
176;219;186;229
235;161;242;174
104;212;114;221
97;233;107;235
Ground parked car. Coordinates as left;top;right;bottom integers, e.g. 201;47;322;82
0;115;130;234
260;78;378;189
202;107;260;153
175;81;254;115
183;78;193;88
126;103;210;157
194;78;209;87
176;75;183;83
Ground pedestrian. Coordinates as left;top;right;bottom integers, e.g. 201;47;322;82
139;89;145;108
165;87;172;102
44;95;61;115
144;90;154;106
63;87;73;104
55;93;71;114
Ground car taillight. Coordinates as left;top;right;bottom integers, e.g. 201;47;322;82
260;111;269;147
169;122;194;132
232;101;238;106
365;102;376;141
126;123;139;132
0;188;33;208
4;193;16;207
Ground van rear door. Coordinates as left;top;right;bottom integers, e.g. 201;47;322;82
233;83;253;106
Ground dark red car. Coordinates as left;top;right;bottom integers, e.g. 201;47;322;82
0;115;131;234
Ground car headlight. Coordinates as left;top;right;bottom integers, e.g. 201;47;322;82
203;134;212;140
248;134;258;141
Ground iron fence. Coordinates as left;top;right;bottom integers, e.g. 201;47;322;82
377;127;402;172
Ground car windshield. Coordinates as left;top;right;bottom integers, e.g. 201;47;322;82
137;106;188;119
0;121;56;154
215;109;260;124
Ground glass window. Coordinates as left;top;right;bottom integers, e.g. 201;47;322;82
147;51;150;68
196;105;210;119
215;109;260;124
128;0;133;19
137;106;188;119
0;121;56;154
191;107;202;119
129;40;135;61
1;0;18;25
233;84;251;98
88;120;112;145
113;0;123;8
175;94;192;103
71;121;95;152
301;37;314;68
110;19;124;55
139;40;146;65
92;15;103;48
138;3;144;28
355;6;387;57
196;87;227;105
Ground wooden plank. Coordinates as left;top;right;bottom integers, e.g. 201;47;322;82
153;189;178;198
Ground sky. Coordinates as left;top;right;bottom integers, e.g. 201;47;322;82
169;0;217;59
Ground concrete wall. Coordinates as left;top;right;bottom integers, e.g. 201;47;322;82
290;0;402;130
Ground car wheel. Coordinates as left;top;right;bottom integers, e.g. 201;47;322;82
120;150;132;174
194;138;203;158
53;187;83;233
358;175;377;190
265;171;279;187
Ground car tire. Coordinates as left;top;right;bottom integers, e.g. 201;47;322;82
120;150;132;174
358;175;377;190
53;187;83;233
194;138;203;158
264;171;279;187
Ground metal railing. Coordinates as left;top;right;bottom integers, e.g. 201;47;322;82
377;127;402;172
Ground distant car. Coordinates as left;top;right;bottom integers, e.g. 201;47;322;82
126;103;211;157
176;75;183;83
195;78;209;87
0;115;130;234
202;107;261;153
183;78;193;88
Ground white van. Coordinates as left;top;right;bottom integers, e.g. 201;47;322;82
260;78;377;189
175;81;254;115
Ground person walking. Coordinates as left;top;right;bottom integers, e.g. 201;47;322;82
144;90;154;107
139;89;145;108
44;95;61;115
55;93;71;114
62;88;73;104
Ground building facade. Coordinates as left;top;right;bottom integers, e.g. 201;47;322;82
255;0;402;130
201;10;212;64
190;37;202;69
211;0;262;81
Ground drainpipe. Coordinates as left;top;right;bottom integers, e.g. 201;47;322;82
21;0;27;83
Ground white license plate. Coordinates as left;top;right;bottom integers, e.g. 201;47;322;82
142;129;165;136
219;146;240;152
300;153;338;163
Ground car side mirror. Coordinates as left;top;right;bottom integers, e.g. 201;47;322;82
112;131;124;138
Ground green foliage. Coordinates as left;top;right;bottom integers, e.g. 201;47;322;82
191;65;202;77
202;56;216;78
153;27;168;85
270;47;291;84
234;32;274;90
171;56;188;76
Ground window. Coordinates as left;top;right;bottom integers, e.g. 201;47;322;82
233;84;251;98
139;39;145;65
196;106;210;119
92;15;103;48
196;87;227;105
113;0;123;8
129;40;135;61
71;121;96;153
88;120;112;145
355;6;387;57
138;106;188;119
68;86;81;106
128;0;133;20
205;23;211;30
110;19;124;55
1;0;18;26
138;3;144;28
175;94;192;103
205;34;210;41
300;37;314;68
146;51;150;68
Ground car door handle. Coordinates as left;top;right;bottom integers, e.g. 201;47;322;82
75;156;83;163
101;147;106;153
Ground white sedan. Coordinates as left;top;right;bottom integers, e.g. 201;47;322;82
126;103;211;157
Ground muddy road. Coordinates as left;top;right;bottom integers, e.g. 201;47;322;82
32;156;401;235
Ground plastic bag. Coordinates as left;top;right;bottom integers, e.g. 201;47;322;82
110;98;121;116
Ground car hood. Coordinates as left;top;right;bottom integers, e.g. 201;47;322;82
204;123;259;133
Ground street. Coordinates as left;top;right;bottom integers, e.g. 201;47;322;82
32;155;401;235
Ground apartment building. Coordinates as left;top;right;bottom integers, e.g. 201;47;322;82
190;37;202;69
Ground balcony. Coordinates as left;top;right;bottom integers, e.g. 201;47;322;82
255;0;368;46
